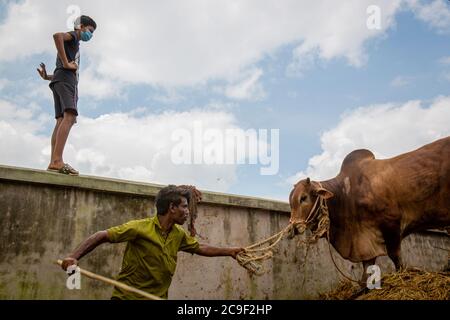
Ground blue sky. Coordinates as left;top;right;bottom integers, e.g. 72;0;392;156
1;0;450;201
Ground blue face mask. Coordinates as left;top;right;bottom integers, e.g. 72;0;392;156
80;30;93;42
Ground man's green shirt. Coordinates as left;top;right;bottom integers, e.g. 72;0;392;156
107;216;199;299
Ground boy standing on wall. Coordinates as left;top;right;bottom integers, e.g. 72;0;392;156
37;15;97;175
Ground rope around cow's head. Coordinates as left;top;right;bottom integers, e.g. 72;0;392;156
236;194;331;275
293;195;330;244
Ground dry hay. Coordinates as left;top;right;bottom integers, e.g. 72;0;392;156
321;268;450;300
320;280;360;300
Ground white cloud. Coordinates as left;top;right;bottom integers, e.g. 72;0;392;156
0;76;54;106
0;100;51;168
221;68;266;101
444;72;450;81
287;45;320;77
390;75;413;87
0;1;55;61
406;0;450;33
288;96;450;183
0;99;251;191
438;56;450;65
153;89;185;105
77;67;125;100
439;56;450;82
0;0;403;90
68;110;241;190
0;78;12;91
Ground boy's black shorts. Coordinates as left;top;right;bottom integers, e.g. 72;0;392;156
50;82;78;119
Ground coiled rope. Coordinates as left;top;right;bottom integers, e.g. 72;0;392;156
236;224;293;275
176;185;203;237
236;194;328;275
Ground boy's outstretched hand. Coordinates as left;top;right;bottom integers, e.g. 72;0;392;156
37;62;50;80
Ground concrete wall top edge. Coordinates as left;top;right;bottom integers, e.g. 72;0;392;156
0;164;291;213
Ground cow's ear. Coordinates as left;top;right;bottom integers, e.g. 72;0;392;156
316;188;334;200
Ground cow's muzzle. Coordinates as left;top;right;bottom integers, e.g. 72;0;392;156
287;220;308;238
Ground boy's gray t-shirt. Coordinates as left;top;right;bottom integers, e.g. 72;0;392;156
50;31;80;87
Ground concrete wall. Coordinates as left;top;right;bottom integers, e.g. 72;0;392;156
0;165;448;300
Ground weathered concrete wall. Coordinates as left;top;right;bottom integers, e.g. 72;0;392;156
0;165;448;300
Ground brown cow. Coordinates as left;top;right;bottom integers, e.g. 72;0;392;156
289;136;450;282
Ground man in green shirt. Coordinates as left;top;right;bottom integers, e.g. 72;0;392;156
61;185;243;299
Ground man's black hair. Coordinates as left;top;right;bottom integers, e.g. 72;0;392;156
74;15;97;30
155;185;190;216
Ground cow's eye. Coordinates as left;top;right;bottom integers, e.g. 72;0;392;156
299;195;307;203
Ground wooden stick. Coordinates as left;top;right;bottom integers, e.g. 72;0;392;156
56;259;163;300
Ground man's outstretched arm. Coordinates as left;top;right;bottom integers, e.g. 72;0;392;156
194;244;243;259
61;230;110;270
